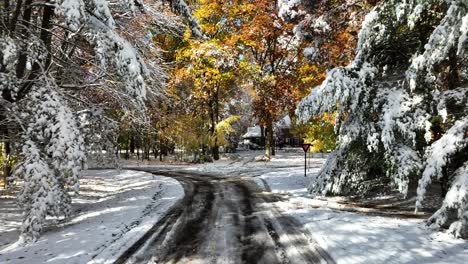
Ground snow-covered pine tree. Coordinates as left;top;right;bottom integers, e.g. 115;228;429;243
296;0;468;238
0;0;189;241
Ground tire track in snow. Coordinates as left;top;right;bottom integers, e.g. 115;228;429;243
114;170;334;264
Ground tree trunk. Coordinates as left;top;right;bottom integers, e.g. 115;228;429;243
38;5;54;68
2;0;10;34
159;139;164;161
438;47;458;198
201;144;207;160
212;137;219;160
124;136;129;159
3;141;11;188
440;166;449;198
265;120;274;159
208;91;219;161
2;0;30;102
14;3;56;101
130;135;135;154
9;0;22;32
215;88;220;159
260;125;265;147
272;136;276;156
136;136;141;160
144;137;150;161
15;0;33;80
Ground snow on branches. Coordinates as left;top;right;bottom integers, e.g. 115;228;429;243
278;0;304;21
428;161;468;238
0;36;18;95
58;0;86;31
90;17;148;109
14;84;85;242
406;0;468;92
58;0;147;108
79;108;120;168
296;63;378;131
296;0;468;237
1;0;189;240
169;0;204;38
417;117;468;208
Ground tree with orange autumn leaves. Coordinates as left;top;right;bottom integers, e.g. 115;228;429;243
163;0;378;160
232;0;322;158
169;0;338;159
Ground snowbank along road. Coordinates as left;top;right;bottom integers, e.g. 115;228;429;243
115;170;334;264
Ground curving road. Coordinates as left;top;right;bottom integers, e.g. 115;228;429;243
114;170;334;264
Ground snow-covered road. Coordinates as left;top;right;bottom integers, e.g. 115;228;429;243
117;170;333;264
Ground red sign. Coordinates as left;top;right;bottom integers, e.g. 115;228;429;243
301;143;311;152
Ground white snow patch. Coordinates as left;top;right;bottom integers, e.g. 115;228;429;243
0;170;183;264
220;151;468;264
277;198;468;264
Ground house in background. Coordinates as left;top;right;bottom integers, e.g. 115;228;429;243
240;115;302;150
274;115;303;147
241;126;264;149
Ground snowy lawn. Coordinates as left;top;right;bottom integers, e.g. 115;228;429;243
233;150;468;264
0;170;184;264
277;202;468;264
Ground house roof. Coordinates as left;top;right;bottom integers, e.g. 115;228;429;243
242;126;262;138
242;116;293;139
275;115;292;129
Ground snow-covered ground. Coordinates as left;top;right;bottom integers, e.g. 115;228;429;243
217;150;468;264
279;202;468;264
0;170;184;264
1;149;467;264
132;148;467;264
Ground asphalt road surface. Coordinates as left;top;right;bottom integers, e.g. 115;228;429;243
115;170;334;264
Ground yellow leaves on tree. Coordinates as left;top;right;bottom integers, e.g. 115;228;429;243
170;38;238;159
295;112;337;153
212;115;241;147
